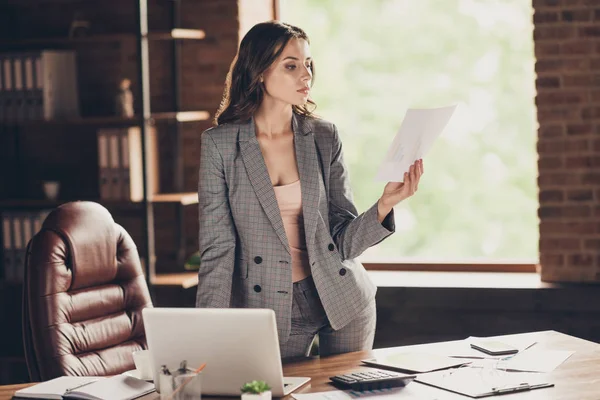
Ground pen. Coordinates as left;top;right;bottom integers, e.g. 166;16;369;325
64;380;97;393
522;342;537;351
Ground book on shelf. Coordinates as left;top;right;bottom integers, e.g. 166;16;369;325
97;126;159;202
0;50;79;123
1;209;51;283
13;374;155;400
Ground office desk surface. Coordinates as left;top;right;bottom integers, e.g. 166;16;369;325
1;330;598;399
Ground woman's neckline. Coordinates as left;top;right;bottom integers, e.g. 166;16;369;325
273;179;300;189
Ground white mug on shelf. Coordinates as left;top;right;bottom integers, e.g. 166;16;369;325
42;181;60;200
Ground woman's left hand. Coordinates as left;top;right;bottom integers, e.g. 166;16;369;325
377;159;424;222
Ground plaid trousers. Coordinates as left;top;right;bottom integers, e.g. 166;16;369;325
280;275;376;359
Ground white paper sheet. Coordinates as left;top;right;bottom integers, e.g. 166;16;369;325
375;105;457;182
498;349;574;373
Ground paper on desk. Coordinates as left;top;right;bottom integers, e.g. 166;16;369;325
498;349;574;373
292;386;439;400
434;336;537;359
375;105;457;182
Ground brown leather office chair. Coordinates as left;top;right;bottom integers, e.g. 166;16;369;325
22;201;153;381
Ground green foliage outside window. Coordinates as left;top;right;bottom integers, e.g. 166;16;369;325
280;0;538;261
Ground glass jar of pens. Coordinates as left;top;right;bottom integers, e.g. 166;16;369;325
159;360;206;400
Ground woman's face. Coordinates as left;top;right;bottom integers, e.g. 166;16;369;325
262;38;312;106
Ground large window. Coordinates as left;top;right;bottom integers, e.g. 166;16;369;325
280;0;538;263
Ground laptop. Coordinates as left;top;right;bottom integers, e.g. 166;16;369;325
142;308;311;397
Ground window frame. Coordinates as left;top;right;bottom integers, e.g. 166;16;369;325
363;262;537;273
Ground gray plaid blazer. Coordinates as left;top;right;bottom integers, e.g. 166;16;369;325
195;113;395;342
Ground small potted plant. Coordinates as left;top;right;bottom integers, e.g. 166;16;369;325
184;251;201;270
241;380;272;400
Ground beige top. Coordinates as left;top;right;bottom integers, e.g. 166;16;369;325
273;180;312;282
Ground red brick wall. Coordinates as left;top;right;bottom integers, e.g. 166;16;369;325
534;0;600;282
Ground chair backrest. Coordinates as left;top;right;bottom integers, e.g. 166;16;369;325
22;201;153;381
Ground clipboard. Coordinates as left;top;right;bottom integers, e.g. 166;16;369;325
415;367;554;398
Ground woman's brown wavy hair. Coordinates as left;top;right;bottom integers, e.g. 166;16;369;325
214;21;317;125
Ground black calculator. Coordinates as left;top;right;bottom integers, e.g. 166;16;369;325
330;369;416;391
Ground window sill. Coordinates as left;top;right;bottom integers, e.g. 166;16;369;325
363;261;537;273
367;270;548;289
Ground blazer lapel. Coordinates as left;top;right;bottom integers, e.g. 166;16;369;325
239;118;290;254
293;114;320;247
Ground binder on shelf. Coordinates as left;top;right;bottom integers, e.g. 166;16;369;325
0;54;4;122
0;210;51;283
0;50;79;123
120;127;132;201
9;56;16;121
121;126;159;202
97;126;158;202
16;212;31;282
2;55;13;122
33;53;43;119
1;215;13;282
97;130;111;200
13;56;24;121
11;213;23;283
23;55;35;120
108;131;122;199
19;213;28;282
41;51;55;120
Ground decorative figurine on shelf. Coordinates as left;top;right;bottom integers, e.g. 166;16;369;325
241;381;272;400
69;12;91;38
115;78;134;117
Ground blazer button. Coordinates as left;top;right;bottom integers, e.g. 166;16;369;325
328;243;335;251
339;268;347;276
254;285;262;293
254;256;263;264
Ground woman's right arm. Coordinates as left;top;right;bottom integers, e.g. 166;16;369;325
195;131;236;308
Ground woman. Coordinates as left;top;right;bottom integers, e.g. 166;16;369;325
196;21;423;358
